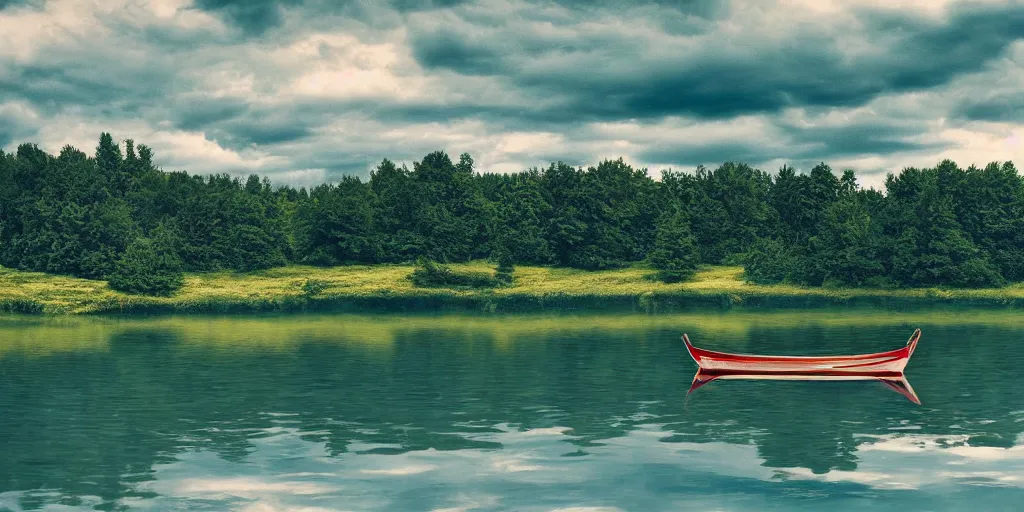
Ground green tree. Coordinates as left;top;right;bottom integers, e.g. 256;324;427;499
370;159;423;261
799;197;884;287
543;158;658;270
492;171;552;264
743;238;794;284
883;164;1004;288
294;177;379;265
954;162;1024;281
688;162;774;264
647;208;699;283
5;130;1024;292
410;151;488;262
107;226;184;296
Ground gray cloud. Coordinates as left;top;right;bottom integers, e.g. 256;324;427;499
639;142;780;170
412;32;504;76
169;99;362;150
956;93;1024;123
0;0;1021;185
408;3;1024;122
0;101;40;149
211;122;312;150
190;0;305;36
187;0;474;37
390;0;470;11
633;119;947;177
0;119;22;148
172;97;250;132
547;0;730;19
0;0;39;10
0;65;179;118
784;122;946;160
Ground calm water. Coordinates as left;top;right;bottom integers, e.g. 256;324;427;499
1;310;1022;511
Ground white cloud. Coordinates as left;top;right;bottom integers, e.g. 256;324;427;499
174;477;336;497
360;464;438;475
1;0;1022;185
0;0;113;62
496;132;565;155
278;32;424;102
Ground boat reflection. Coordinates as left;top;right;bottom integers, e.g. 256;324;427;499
687;370;921;405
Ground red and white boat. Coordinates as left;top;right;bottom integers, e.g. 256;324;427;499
682;328;921;375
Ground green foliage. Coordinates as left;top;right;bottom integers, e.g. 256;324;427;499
2;132;1023;291
293;177;380;266
794;197;884;287
956;257;1006;289
409;257;500;288
492;172;552;264
883;163;1005;288
369;159;424;262
411;151;487;262
665;162;774;264
494;252;516;285
301;278;329;296
647;209;699;283
743;238;795;284
107;227;184;296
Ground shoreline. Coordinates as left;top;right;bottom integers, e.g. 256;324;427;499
4;264;1024;315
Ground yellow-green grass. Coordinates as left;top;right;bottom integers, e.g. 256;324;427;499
4;263;1024;315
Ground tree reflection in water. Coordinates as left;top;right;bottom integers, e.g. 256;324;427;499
0;315;1021;508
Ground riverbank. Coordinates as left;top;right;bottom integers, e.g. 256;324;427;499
3;263;1024;315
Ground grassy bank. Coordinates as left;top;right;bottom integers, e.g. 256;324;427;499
4;263;1024;315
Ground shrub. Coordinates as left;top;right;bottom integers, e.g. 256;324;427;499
409;257;499;288
952;257;1005;289
301;278;329;296
743;238;794;284
648;210;699;283
494;252;515;285
107;234;184;296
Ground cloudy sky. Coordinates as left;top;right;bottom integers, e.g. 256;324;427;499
1;0;1022;189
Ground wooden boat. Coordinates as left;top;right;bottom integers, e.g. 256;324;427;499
686;371;921;404
682;328;921;374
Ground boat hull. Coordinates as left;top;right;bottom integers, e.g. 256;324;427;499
682;329;920;374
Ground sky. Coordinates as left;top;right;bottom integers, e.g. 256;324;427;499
1;0;1022;190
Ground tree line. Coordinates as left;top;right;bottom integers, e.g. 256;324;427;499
0;133;1020;294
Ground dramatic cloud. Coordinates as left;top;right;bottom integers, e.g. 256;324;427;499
1;0;1022;189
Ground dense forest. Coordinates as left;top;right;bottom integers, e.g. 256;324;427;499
0;133;1021;294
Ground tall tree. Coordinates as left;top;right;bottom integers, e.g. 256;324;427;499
883;164;1003;288
647;207;699;283
294;177;379;265
492;171;553;264
370;158;423;262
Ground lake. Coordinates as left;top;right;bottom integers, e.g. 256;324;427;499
1;309;1022;511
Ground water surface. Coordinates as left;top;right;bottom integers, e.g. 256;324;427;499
1;310;1022;511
